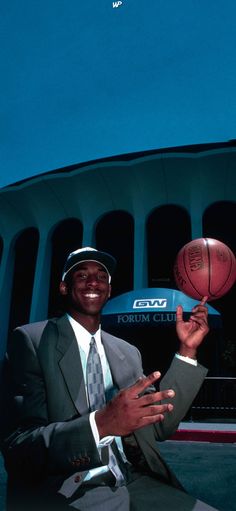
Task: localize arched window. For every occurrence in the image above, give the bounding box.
[147,205,192,288]
[96,211,134,297]
[203,201,236,252]
[48,218,83,317]
[0,236,3,265]
[8,228,39,332]
[203,201,236,349]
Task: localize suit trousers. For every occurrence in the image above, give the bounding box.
[64,472,219,511]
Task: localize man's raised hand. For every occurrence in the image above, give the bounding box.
[95,371,175,438]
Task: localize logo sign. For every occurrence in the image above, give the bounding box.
[112,1,123,7]
[133,299,167,309]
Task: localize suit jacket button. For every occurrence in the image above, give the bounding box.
[74,475,81,483]
[72,459,81,467]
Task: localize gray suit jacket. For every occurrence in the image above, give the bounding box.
[1,315,207,509]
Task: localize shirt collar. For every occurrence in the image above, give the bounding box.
[66,313,102,353]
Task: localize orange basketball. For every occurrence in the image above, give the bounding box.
[174,238,236,301]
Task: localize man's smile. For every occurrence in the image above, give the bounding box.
[83,292,100,299]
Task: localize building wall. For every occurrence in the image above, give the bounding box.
[0,146,236,363]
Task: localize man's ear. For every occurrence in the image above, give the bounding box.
[59,281,68,296]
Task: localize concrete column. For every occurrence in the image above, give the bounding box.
[191,206,204,239]
[133,216,148,290]
[82,221,96,247]
[29,231,52,322]
[0,237,16,360]
[190,160,205,240]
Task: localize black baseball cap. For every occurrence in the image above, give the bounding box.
[62,247,117,282]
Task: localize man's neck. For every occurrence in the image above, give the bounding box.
[67,310,100,334]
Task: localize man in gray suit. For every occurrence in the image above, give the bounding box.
[1,247,218,510]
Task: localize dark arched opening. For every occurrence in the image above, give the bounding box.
[203,201,236,375]
[48,218,83,317]
[96,211,134,297]
[147,205,192,288]
[8,228,39,333]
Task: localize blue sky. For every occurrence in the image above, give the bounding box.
[1,1,236,187]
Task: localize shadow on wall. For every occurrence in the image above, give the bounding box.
[0,453,6,511]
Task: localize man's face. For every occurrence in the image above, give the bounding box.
[60,261,111,317]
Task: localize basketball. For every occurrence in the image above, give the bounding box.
[174,238,236,301]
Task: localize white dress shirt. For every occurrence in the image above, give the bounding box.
[66,314,126,485]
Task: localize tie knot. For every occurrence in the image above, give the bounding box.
[90,336,96,346]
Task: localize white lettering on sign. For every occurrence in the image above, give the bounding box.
[116,313,176,324]
[112,1,122,8]
[153,313,176,323]
[133,299,167,309]
[117,314,150,324]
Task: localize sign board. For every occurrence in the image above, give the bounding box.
[102,288,221,328]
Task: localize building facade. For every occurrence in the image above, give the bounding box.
[0,143,236,376]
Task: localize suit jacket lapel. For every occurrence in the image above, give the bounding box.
[101,331,134,390]
[50,321,135,414]
[53,315,89,415]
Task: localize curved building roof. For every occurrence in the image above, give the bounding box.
[1,1,236,187]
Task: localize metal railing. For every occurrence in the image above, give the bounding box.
[189,377,236,419]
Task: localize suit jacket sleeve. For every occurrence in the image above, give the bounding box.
[154,355,208,440]
[105,330,208,442]
[1,325,103,480]
[130,354,208,481]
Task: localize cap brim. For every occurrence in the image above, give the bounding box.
[62,250,116,281]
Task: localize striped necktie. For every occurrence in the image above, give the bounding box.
[86,336,125,486]
[86,336,106,411]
